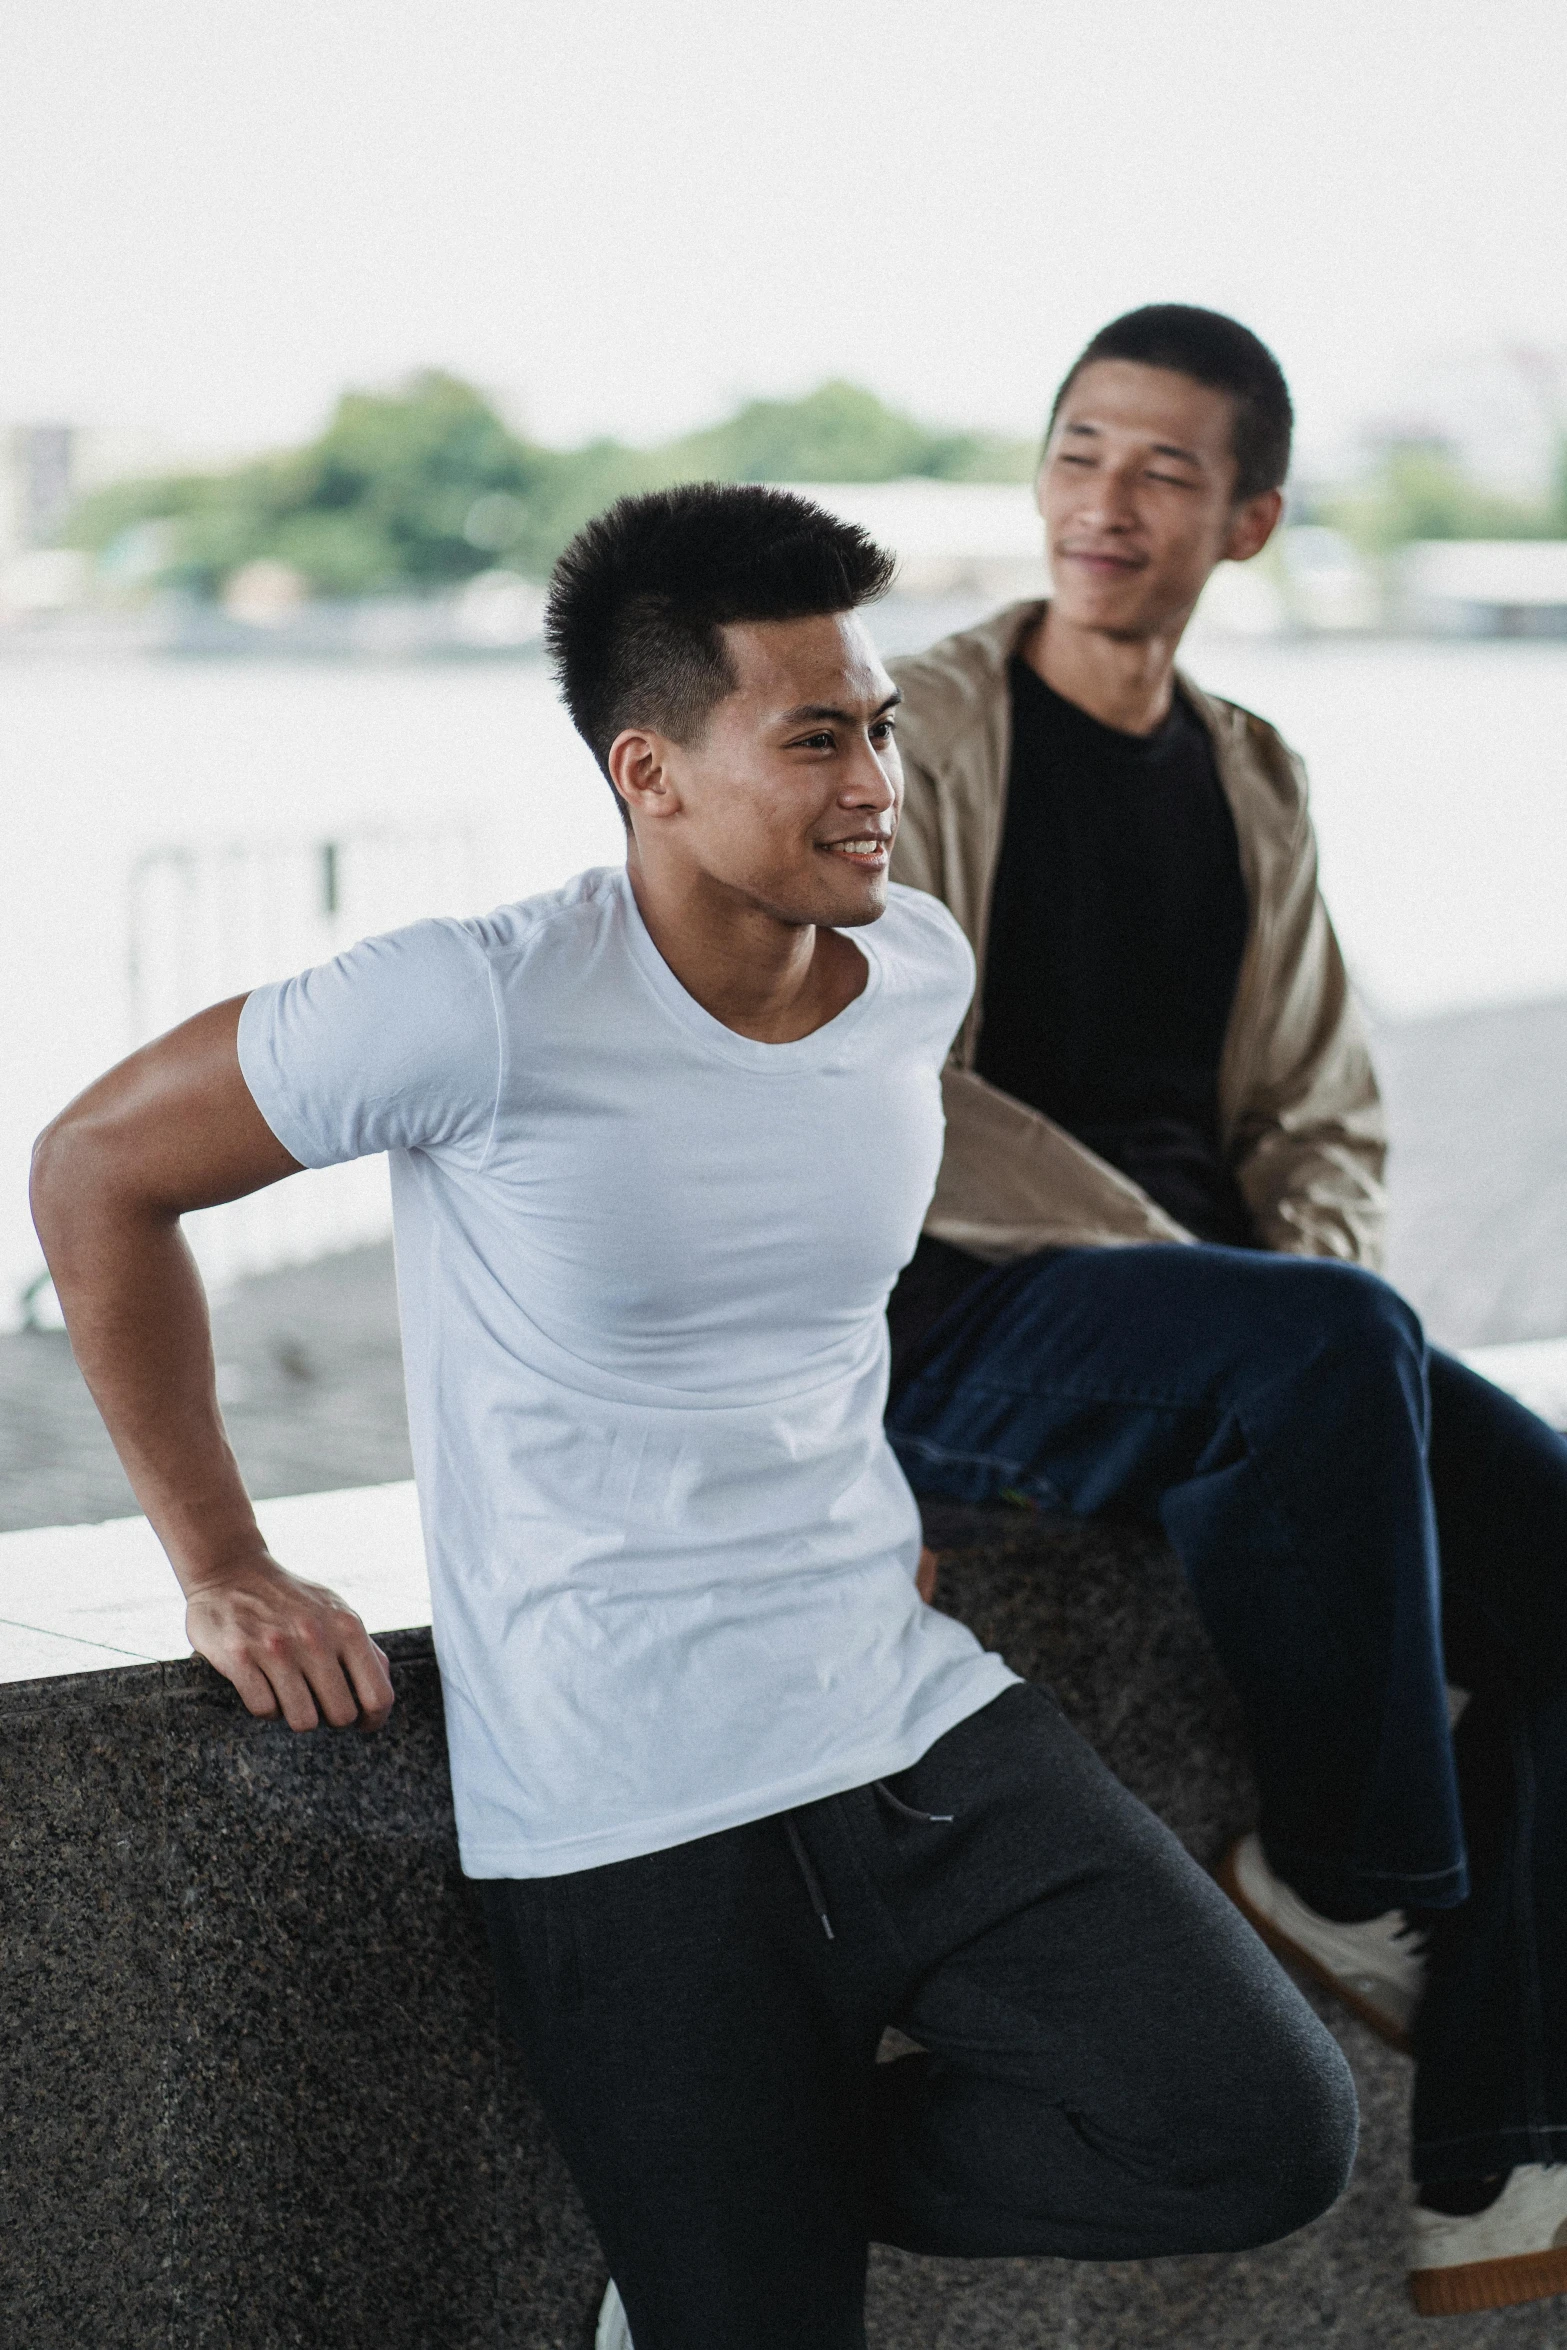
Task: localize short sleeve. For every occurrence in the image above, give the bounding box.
[881,884,976,1057]
[237,917,502,1169]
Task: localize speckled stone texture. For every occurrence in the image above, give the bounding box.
[6,1517,1560,2347]
[3,1631,599,2350]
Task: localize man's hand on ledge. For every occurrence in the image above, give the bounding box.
[185,1555,395,1734]
[189,1545,933,1727]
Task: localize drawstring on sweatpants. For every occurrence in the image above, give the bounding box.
[785,1781,956,1944]
[872,1780,954,1827]
[784,1815,835,1941]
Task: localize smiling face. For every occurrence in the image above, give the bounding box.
[1040,359,1281,641]
[609,609,902,930]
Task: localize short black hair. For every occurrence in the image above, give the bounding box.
[545,482,896,814]
[1047,305,1293,501]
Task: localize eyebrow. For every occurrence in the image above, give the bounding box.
[1062,419,1205,468]
[777,688,903,726]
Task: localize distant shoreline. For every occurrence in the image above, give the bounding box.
[8,602,1567,664]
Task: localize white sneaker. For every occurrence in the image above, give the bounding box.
[596,2278,633,2350]
[1409,2165,1567,2314]
[1217,1831,1425,2052]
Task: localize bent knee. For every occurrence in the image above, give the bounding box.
[1203,2018,1358,2250]
[1306,1258,1420,1348]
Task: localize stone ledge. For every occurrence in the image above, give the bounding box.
[5,1523,1556,2347]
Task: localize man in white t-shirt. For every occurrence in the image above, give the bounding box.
[33,484,1354,2349]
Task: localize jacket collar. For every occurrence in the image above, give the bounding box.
[893,596,1229,772]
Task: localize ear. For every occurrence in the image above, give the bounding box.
[1222,487,1284,565]
[607,728,683,827]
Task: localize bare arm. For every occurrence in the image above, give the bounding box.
[30,998,394,1732]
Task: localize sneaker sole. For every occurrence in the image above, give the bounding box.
[1214,1843,1414,2057]
[1409,2244,1567,2315]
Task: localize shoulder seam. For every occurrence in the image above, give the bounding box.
[475,955,507,1171]
[462,872,620,970]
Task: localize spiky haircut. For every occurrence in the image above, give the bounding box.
[545,482,896,820]
[1048,305,1293,502]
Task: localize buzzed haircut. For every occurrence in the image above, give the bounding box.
[1048,305,1293,501]
[545,483,896,818]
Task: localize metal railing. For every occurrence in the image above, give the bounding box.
[126,822,478,1295]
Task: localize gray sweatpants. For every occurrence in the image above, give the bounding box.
[480,1682,1356,2350]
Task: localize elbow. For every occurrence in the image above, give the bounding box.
[30,1105,119,1265]
[30,1111,82,1257]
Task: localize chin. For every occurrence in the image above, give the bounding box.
[747,859,889,931]
[829,896,887,930]
[776,881,886,932]
[1055,581,1147,634]
[822,870,890,929]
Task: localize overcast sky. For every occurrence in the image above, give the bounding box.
[4,0,1566,468]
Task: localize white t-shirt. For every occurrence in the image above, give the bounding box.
[237,866,1017,1876]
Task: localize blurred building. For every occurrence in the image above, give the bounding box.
[1399,541,1567,638]
[1,424,76,554]
[783,480,1044,603]
[1275,526,1379,633]
[1368,345,1566,507]
[1,423,175,616]
[1,419,241,554]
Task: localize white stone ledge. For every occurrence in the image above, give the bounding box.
[0,1479,429,1686]
[1460,1336,1567,1431]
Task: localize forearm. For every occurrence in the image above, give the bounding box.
[1230,809,1386,1267]
[36,1178,267,1593]
[1242,1142,1388,1267]
[929,1066,1195,1257]
[1232,1080,1387,1268]
[29,1004,394,1731]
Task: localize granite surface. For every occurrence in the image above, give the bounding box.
[8,1515,1562,2346]
[2,1629,606,2349]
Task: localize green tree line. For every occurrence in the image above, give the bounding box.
[68,373,1036,602]
[1320,438,1567,555]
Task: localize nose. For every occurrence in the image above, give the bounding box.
[1080,463,1139,532]
[841,731,899,812]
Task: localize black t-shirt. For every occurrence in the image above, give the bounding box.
[975,656,1255,1246]
[888,659,1254,1388]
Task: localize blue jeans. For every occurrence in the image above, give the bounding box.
[886,1243,1567,2182]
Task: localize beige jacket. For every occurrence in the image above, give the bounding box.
[888,601,1387,1266]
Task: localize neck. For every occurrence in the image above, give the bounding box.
[1027,604,1189,736]
[624,848,864,1043]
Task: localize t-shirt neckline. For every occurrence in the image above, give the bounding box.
[1009,653,1202,763]
[612,864,884,1071]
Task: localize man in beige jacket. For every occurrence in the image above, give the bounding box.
[884,305,1567,2316]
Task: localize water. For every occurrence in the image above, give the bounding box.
[1183,635,1567,1022]
[3,637,1565,1325]
[0,656,623,1321]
